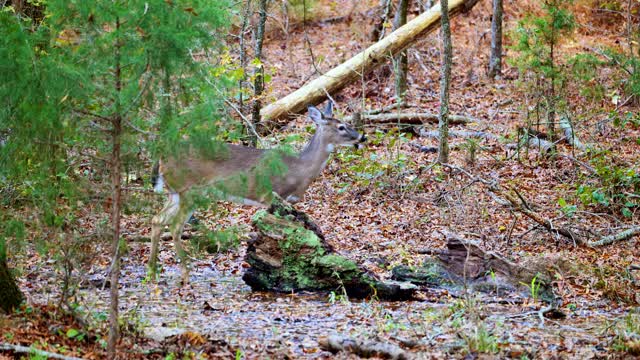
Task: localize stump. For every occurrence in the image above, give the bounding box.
[0,257,23,313]
[393,233,556,301]
[242,198,416,300]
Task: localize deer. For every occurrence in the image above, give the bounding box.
[149,102,366,284]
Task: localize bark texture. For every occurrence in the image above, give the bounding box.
[108,18,123,357]
[437,0,453,163]
[250,0,267,146]
[488,0,503,77]
[0,258,23,313]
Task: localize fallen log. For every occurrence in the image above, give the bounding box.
[260,0,480,123]
[419,129,498,140]
[587,226,640,247]
[345,112,475,125]
[242,196,416,300]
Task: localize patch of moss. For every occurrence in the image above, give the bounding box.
[251,210,366,291]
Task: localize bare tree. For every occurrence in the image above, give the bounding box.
[239,0,253,114]
[107,17,124,358]
[438,0,452,163]
[488,0,503,78]
[250,0,268,147]
[371,0,394,41]
[393,0,410,101]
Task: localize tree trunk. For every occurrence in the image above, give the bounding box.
[250,0,268,147]
[107,17,123,358]
[238,0,252,122]
[0,257,23,313]
[437,0,453,163]
[487,0,503,78]
[393,0,410,101]
[259,0,480,124]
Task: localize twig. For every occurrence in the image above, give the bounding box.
[224,98,264,147]
[442,164,580,244]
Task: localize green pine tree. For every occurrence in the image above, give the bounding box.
[1,0,237,355]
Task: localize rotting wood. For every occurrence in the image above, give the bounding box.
[242,195,417,300]
[319,335,410,360]
[394,234,556,300]
[0,343,84,360]
[345,112,475,125]
[260,0,480,124]
[438,233,553,287]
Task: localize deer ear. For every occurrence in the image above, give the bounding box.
[307,105,327,124]
[323,101,334,117]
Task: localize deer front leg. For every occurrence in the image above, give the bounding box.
[148,193,180,280]
[169,202,194,286]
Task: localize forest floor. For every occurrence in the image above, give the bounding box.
[3,0,640,359]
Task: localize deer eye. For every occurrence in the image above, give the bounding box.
[338,125,346,131]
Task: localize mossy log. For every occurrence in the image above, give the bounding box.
[242,198,416,300]
[0,258,23,313]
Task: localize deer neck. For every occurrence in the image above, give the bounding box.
[298,127,334,175]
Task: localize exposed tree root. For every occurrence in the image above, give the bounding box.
[319,335,410,360]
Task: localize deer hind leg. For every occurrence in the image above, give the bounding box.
[169,200,194,285]
[148,193,181,279]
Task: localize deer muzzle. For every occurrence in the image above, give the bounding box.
[354,134,367,149]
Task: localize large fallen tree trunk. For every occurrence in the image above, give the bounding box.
[260,0,480,124]
[345,112,475,125]
[242,197,416,300]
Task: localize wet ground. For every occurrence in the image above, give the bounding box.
[32,244,628,359]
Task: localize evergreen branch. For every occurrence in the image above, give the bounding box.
[124,119,154,136]
[75,109,111,123]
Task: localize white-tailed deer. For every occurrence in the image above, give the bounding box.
[149,102,366,283]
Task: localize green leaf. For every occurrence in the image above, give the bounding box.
[66,328,80,338]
